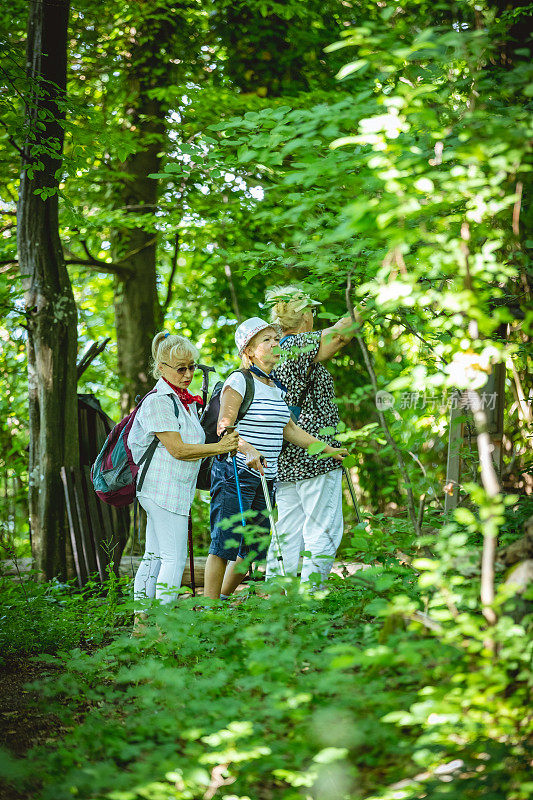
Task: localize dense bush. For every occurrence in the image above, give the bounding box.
[0,572,132,663]
[0,0,531,797]
[0,520,530,799]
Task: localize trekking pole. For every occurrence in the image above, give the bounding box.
[232,458,246,528]
[226,425,246,528]
[187,513,196,596]
[342,466,363,524]
[259,466,286,577]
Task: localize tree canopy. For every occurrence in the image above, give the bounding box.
[0,1,531,796]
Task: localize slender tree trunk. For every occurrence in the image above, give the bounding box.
[17,0,78,579]
[112,7,178,414]
[469,389,501,630]
[113,135,163,413]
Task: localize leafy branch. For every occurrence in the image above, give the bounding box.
[346,272,421,537]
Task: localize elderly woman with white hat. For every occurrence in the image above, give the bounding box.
[203,317,348,599]
[264,286,357,585]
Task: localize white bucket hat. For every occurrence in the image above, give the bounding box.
[235,317,273,355]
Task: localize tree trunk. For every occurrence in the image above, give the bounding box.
[113,141,162,413]
[17,0,78,579]
[469,389,501,630]
[112,10,177,414]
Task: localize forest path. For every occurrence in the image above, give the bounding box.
[2,557,369,586]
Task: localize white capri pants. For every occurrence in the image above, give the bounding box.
[133,496,189,608]
[266,469,343,584]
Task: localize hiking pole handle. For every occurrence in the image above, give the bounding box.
[197,363,215,390]
[224,424,239,458]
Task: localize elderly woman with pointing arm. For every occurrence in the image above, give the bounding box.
[203,317,348,600]
[264,286,357,585]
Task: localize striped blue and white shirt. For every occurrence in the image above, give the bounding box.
[223,372,291,479]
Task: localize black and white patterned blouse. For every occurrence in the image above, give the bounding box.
[273,331,342,482]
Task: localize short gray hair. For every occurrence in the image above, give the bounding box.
[151,331,200,378]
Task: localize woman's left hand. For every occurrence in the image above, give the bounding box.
[323,446,349,462]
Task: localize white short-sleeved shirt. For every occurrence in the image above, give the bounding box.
[129,377,205,514]
[223,373,291,479]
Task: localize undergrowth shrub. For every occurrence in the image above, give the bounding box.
[0,544,529,800]
[0,570,133,662]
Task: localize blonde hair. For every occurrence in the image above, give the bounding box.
[265,285,314,331]
[151,332,200,379]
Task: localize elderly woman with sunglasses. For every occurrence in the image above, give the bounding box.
[129,331,238,608]
[264,286,357,585]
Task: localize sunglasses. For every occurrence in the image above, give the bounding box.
[161,362,198,375]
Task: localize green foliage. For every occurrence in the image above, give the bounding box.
[1,4,532,797]
[202,12,531,350]
[0,555,530,800]
[2,0,530,538]
[185,0,532,518]
[0,572,132,663]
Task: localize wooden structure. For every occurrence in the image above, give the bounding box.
[61,394,130,587]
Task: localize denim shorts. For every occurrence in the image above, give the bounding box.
[209,458,275,562]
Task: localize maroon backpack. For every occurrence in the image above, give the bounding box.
[90,390,161,507]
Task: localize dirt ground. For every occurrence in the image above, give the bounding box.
[0,659,62,756]
[0,646,103,800]
[0,658,62,799]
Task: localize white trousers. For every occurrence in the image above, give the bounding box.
[266,469,343,584]
[133,496,188,608]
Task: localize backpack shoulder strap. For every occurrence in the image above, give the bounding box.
[279,334,295,346]
[236,369,255,421]
[296,362,318,410]
[169,394,182,419]
[278,333,317,406]
[136,438,158,492]
[136,392,182,493]
[136,388,157,407]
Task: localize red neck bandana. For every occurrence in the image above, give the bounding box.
[163,378,204,408]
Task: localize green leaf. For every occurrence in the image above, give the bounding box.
[375,574,396,591]
[336,60,368,80]
[237,145,254,163]
[319,426,336,436]
[365,598,388,616]
[454,508,476,525]
[308,442,327,455]
[313,747,349,764]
